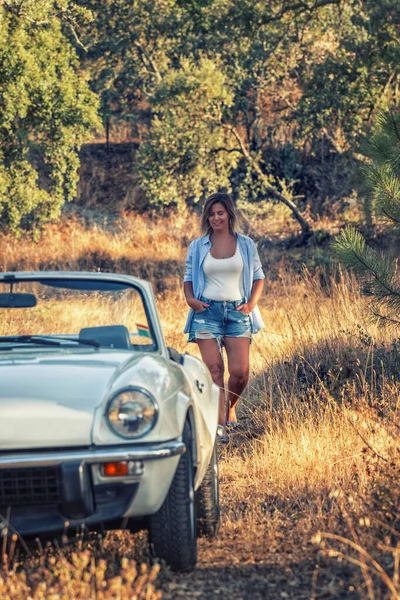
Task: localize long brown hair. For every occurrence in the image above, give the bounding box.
[200,193,238,236]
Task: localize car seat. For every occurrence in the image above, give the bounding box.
[79,325,131,350]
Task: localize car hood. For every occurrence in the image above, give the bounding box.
[0,350,149,450]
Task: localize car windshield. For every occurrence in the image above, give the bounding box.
[0,277,156,351]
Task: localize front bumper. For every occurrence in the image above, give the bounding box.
[0,441,185,536]
[0,441,185,468]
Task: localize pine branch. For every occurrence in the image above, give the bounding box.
[333,227,400,315]
[366,165,400,223]
[336,111,400,327]
[369,308,400,328]
[363,110,400,174]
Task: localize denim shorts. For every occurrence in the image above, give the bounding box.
[188,296,252,343]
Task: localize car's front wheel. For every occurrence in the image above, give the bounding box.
[148,420,197,571]
[195,442,220,538]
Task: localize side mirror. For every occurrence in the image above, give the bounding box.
[0,293,37,308]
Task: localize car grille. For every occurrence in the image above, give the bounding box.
[0,467,61,509]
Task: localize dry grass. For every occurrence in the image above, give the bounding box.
[0,531,162,600]
[0,288,149,340]
[0,210,198,292]
[216,268,400,598]
[1,212,399,598]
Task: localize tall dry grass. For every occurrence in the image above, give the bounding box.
[158,242,400,596]
[0,531,162,600]
[217,268,399,598]
[1,212,399,597]
[0,211,198,269]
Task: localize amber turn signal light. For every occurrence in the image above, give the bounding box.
[102,461,129,476]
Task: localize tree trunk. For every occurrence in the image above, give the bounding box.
[229,126,312,238]
[253,161,311,237]
[106,116,110,154]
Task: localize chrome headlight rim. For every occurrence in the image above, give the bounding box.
[105,385,159,440]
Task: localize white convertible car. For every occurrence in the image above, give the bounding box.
[0,271,220,571]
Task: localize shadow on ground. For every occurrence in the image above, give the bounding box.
[161,531,358,600]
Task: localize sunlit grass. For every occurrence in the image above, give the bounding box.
[0,291,149,339]
[0,211,199,274]
[1,213,399,597]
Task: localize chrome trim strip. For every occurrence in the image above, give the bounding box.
[0,441,186,469]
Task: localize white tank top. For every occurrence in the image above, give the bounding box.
[202,246,244,301]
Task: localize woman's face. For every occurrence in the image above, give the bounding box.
[208,202,230,233]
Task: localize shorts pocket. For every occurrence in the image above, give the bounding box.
[231,309,250,323]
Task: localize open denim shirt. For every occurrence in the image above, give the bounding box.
[183,233,265,335]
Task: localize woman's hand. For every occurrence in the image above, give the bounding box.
[184,282,210,312]
[188,298,210,312]
[236,301,255,315]
[236,280,264,315]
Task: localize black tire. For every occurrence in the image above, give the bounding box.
[195,442,220,538]
[148,421,197,571]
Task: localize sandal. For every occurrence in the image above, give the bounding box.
[226,421,239,433]
[217,424,229,444]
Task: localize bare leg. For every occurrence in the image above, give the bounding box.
[196,338,225,426]
[223,337,250,423]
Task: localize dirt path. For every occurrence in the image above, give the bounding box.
[163,534,312,599]
[161,506,356,599]
[161,529,357,599]
[159,429,365,600]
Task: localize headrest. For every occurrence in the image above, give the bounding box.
[79,325,131,350]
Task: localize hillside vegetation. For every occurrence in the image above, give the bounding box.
[1,214,399,599]
[1,0,399,235]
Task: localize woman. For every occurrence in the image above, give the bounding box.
[183,193,265,441]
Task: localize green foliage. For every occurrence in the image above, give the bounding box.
[74,1,332,219]
[0,1,100,236]
[78,0,185,130]
[78,0,399,223]
[333,110,400,326]
[361,111,400,223]
[136,58,239,206]
[296,0,400,146]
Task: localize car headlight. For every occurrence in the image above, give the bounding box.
[106,387,158,439]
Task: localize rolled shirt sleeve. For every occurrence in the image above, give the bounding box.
[252,241,265,280]
[183,241,194,283]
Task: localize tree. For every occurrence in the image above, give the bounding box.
[333,110,400,326]
[0,0,100,235]
[78,0,400,233]
[136,57,239,208]
[79,0,355,236]
[296,0,400,150]
[77,0,186,141]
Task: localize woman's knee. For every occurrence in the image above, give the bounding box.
[229,366,249,385]
[207,362,224,384]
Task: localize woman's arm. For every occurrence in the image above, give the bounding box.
[183,239,209,312]
[236,279,264,315]
[252,241,265,280]
[183,240,210,312]
[184,281,210,312]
